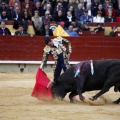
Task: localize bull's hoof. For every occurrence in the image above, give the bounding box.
[89,96,95,101]
[80,96,85,102]
[113,98,120,104]
[70,98,78,103]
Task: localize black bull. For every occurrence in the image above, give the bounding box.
[51,59,120,104]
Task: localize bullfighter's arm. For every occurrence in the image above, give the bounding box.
[40,46,50,69]
[57,36,72,54]
[62,37,72,54]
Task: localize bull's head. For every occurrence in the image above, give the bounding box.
[51,82,67,100]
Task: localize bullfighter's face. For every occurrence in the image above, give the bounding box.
[52,83,66,100]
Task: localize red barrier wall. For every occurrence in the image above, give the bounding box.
[0,36,120,61]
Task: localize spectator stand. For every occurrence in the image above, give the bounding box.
[4,21,35,35]
[2,21,120,36]
[104,22,120,36]
[78,22,120,36]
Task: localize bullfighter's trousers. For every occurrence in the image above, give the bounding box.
[53,53,67,82]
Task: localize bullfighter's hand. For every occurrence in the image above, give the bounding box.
[47,81,54,89]
[40,63,44,71]
[67,53,70,60]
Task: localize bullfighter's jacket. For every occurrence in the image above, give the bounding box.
[40,36,72,73]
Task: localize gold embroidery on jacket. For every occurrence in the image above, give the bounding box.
[41,37,72,72]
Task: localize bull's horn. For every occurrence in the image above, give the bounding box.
[47,81,54,89]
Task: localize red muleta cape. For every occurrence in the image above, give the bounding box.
[31,68,53,100]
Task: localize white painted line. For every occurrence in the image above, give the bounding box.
[0,61,79,64]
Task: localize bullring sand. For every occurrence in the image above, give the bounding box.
[0,72,120,120]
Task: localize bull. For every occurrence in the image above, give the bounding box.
[51,59,120,104]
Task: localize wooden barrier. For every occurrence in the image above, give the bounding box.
[0,35,120,61]
[78,31,104,36]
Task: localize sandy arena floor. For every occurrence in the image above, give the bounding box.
[0,72,120,120]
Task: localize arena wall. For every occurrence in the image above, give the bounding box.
[0,35,120,72]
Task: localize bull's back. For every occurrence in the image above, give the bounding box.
[83,59,120,92]
[94,59,120,77]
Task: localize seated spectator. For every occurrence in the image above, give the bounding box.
[112,0,119,10]
[116,6,120,22]
[41,23,53,36]
[103,0,112,10]
[23,3,32,16]
[99,0,104,4]
[81,22,91,31]
[71,21,80,32]
[0,1,10,14]
[91,0,100,17]
[42,3,53,16]
[66,24,79,36]
[105,4,116,17]
[94,23,104,33]
[74,3,84,21]
[105,11,116,22]
[41,0,51,11]
[32,10,43,35]
[59,21,67,30]
[13,6,22,21]
[22,8,31,21]
[116,4,120,16]
[1,10,9,21]
[9,0,21,9]
[93,11,105,23]
[80,9,93,23]
[54,10,66,22]
[86,3,92,16]
[55,0,68,12]
[68,5,75,17]
[11,2,19,13]
[79,0,86,10]
[22,0,34,10]
[67,0,78,11]
[42,10,53,24]
[109,25,118,37]
[53,1,66,16]
[14,25,30,36]
[0,21,11,35]
[96,3,105,17]
[65,11,75,22]
[32,1,43,16]
[85,0,92,4]
[12,6,23,29]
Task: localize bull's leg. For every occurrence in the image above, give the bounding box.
[90,78,120,101]
[114,84,120,92]
[76,74,86,102]
[89,87,110,101]
[113,98,120,104]
[113,86,120,104]
[69,91,77,103]
[118,85,120,92]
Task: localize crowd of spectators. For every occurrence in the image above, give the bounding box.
[0,0,120,36]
